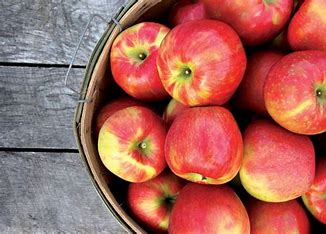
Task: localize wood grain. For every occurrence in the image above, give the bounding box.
[0,151,126,233]
[0,65,86,149]
[0,0,126,65]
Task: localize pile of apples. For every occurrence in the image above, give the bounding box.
[95,0,326,233]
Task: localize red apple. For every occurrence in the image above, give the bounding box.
[127,171,186,232]
[165,106,243,184]
[264,50,326,135]
[110,22,170,101]
[169,0,209,26]
[201,0,294,45]
[240,120,315,202]
[248,198,310,234]
[95,97,144,136]
[235,50,283,116]
[288,0,326,51]
[168,183,250,234]
[162,99,189,127]
[157,19,246,106]
[98,106,167,182]
[302,156,326,224]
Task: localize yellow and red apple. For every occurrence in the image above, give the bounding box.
[127,171,186,232]
[302,156,326,224]
[110,22,170,101]
[248,198,310,234]
[98,106,167,183]
[240,120,315,202]
[201,0,294,45]
[264,50,326,135]
[169,0,209,26]
[165,106,243,184]
[288,0,326,51]
[157,19,246,106]
[168,183,250,234]
[95,97,144,136]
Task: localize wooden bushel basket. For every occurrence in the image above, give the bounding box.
[73,0,176,233]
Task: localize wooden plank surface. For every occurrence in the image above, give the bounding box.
[0,0,126,65]
[0,65,84,149]
[0,151,126,233]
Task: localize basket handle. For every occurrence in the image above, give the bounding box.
[64,14,123,103]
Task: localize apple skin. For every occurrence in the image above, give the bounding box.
[157,19,246,107]
[288,0,326,51]
[165,106,243,184]
[248,198,310,234]
[264,50,326,135]
[302,156,326,224]
[162,99,189,127]
[240,120,315,202]
[127,171,186,232]
[168,183,250,234]
[110,22,170,101]
[201,0,294,46]
[95,97,145,136]
[98,106,167,183]
[235,50,283,116]
[169,0,209,26]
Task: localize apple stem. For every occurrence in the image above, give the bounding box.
[184,68,191,76]
[138,53,147,61]
[139,142,147,149]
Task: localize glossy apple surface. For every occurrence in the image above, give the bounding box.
[165,106,243,184]
[157,19,246,106]
[110,22,170,101]
[235,50,283,116]
[264,50,326,135]
[201,0,293,45]
[168,183,250,234]
[302,156,326,224]
[248,198,310,234]
[127,171,186,232]
[95,97,144,136]
[98,106,167,182]
[240,120,315,202]
[288,0,326,51]
[169,0,209,26]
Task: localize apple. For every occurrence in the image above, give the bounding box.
[95,97,144,136]
[168,183,250,234]
[264,50,326,135]
[288,0,326,51]
[302,156,326,224]
[110,22,170,101]
[248,198,310,234]
[201,0,294,45]
[98,106,167,183]
[127,171,186,232]
[240,120,315,202]
[162,99,189,127]
[235,50,283,116]
[169,0,209,26]
[165,106,243,184]
[157,19,246,106]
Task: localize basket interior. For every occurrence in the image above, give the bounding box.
[78,0,176,232]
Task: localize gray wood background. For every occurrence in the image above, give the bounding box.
[0,0,129,233]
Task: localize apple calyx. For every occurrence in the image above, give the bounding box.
[178,66,193,81]
[138,52,147,61]
[315,85,326,105]
[161,194,177,210]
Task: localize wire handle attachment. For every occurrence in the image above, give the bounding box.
[64,13,123,103]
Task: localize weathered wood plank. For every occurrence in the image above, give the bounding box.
[0,0,125,65]
[0,65,84,149]
[0,151,126,233]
